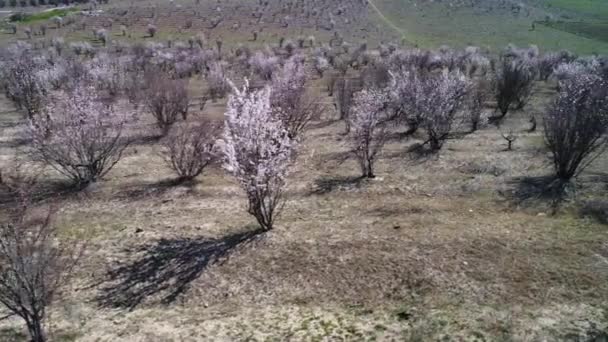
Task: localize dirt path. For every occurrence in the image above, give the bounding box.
[366,0,413,44]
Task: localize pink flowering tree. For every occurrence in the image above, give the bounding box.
[222,80,296,231]
[28,86,129,188]
[349,88,389,178]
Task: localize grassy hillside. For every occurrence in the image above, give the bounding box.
[370,0,608,54]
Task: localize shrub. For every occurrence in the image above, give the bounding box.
[161,120,220,181]
[28,86,129,187]
[144,75,190,136]
[223,80,296,231]
[543,73,608,181]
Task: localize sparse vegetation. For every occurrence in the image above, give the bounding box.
[0,0,606,340]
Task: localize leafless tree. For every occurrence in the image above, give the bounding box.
[491,57,535,124]
[501,130,517,151]
[334,75,362,133]
[161,120,221,182]
[543,74,608,181]
[466,78,491,132]
[145,76,190,136]
[0,190,83,342]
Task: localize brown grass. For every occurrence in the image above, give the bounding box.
[0,50,607,342]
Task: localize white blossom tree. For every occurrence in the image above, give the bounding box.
[349,88,389,178]
[223,80,296,231]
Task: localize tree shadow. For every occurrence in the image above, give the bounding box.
[309,175,364,195]
[95,228,266,310]
[0,137,29,149]
[504,175,571,208]
[114,178,197,201]
[0,179,82,210]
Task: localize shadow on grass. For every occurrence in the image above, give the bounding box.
[309,175,364,195]
[504,175,572,208]
[0,137,29,149]
[114,177,197,201]
[96,228,266,310]
[0,327,27,342]
[0,179,83,210]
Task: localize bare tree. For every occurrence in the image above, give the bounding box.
[543,74,608,181]
[223,80,296,231]
[501,130,517,151]
[161,120,220,182]
[0,191,83,342]
[466,78,491,132]
[349,88,389,178]
[145,76,190,136]
[206,61,229,102]
[28,86,129,187]
[491,57,535,124]
[334,75,362,133]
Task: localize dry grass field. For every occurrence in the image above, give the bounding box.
[0,1,607,341]
[0,77,607,340]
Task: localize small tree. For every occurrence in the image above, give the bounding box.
[466,78,490,132]
[492,57,535,124]
[145,76,190,136]
[28,86,129,187]
[0,191,83,342]
[543,74,608,181]
[334,75,362,133]
[270,56,323,139]
[420,71,469,150]
[206,62,229,102]
[223,80,296,231]
[3,54,48,119]
[349,88,389,178]
[147,24,157,38]
[161,120,220,182]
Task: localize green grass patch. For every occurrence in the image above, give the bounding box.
[543,0,608,19]
[9,8,77,24]
[540,20,608,43]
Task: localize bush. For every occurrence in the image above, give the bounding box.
[543,73,608,181]
[28,86,129,187]
[161,120,221,181]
